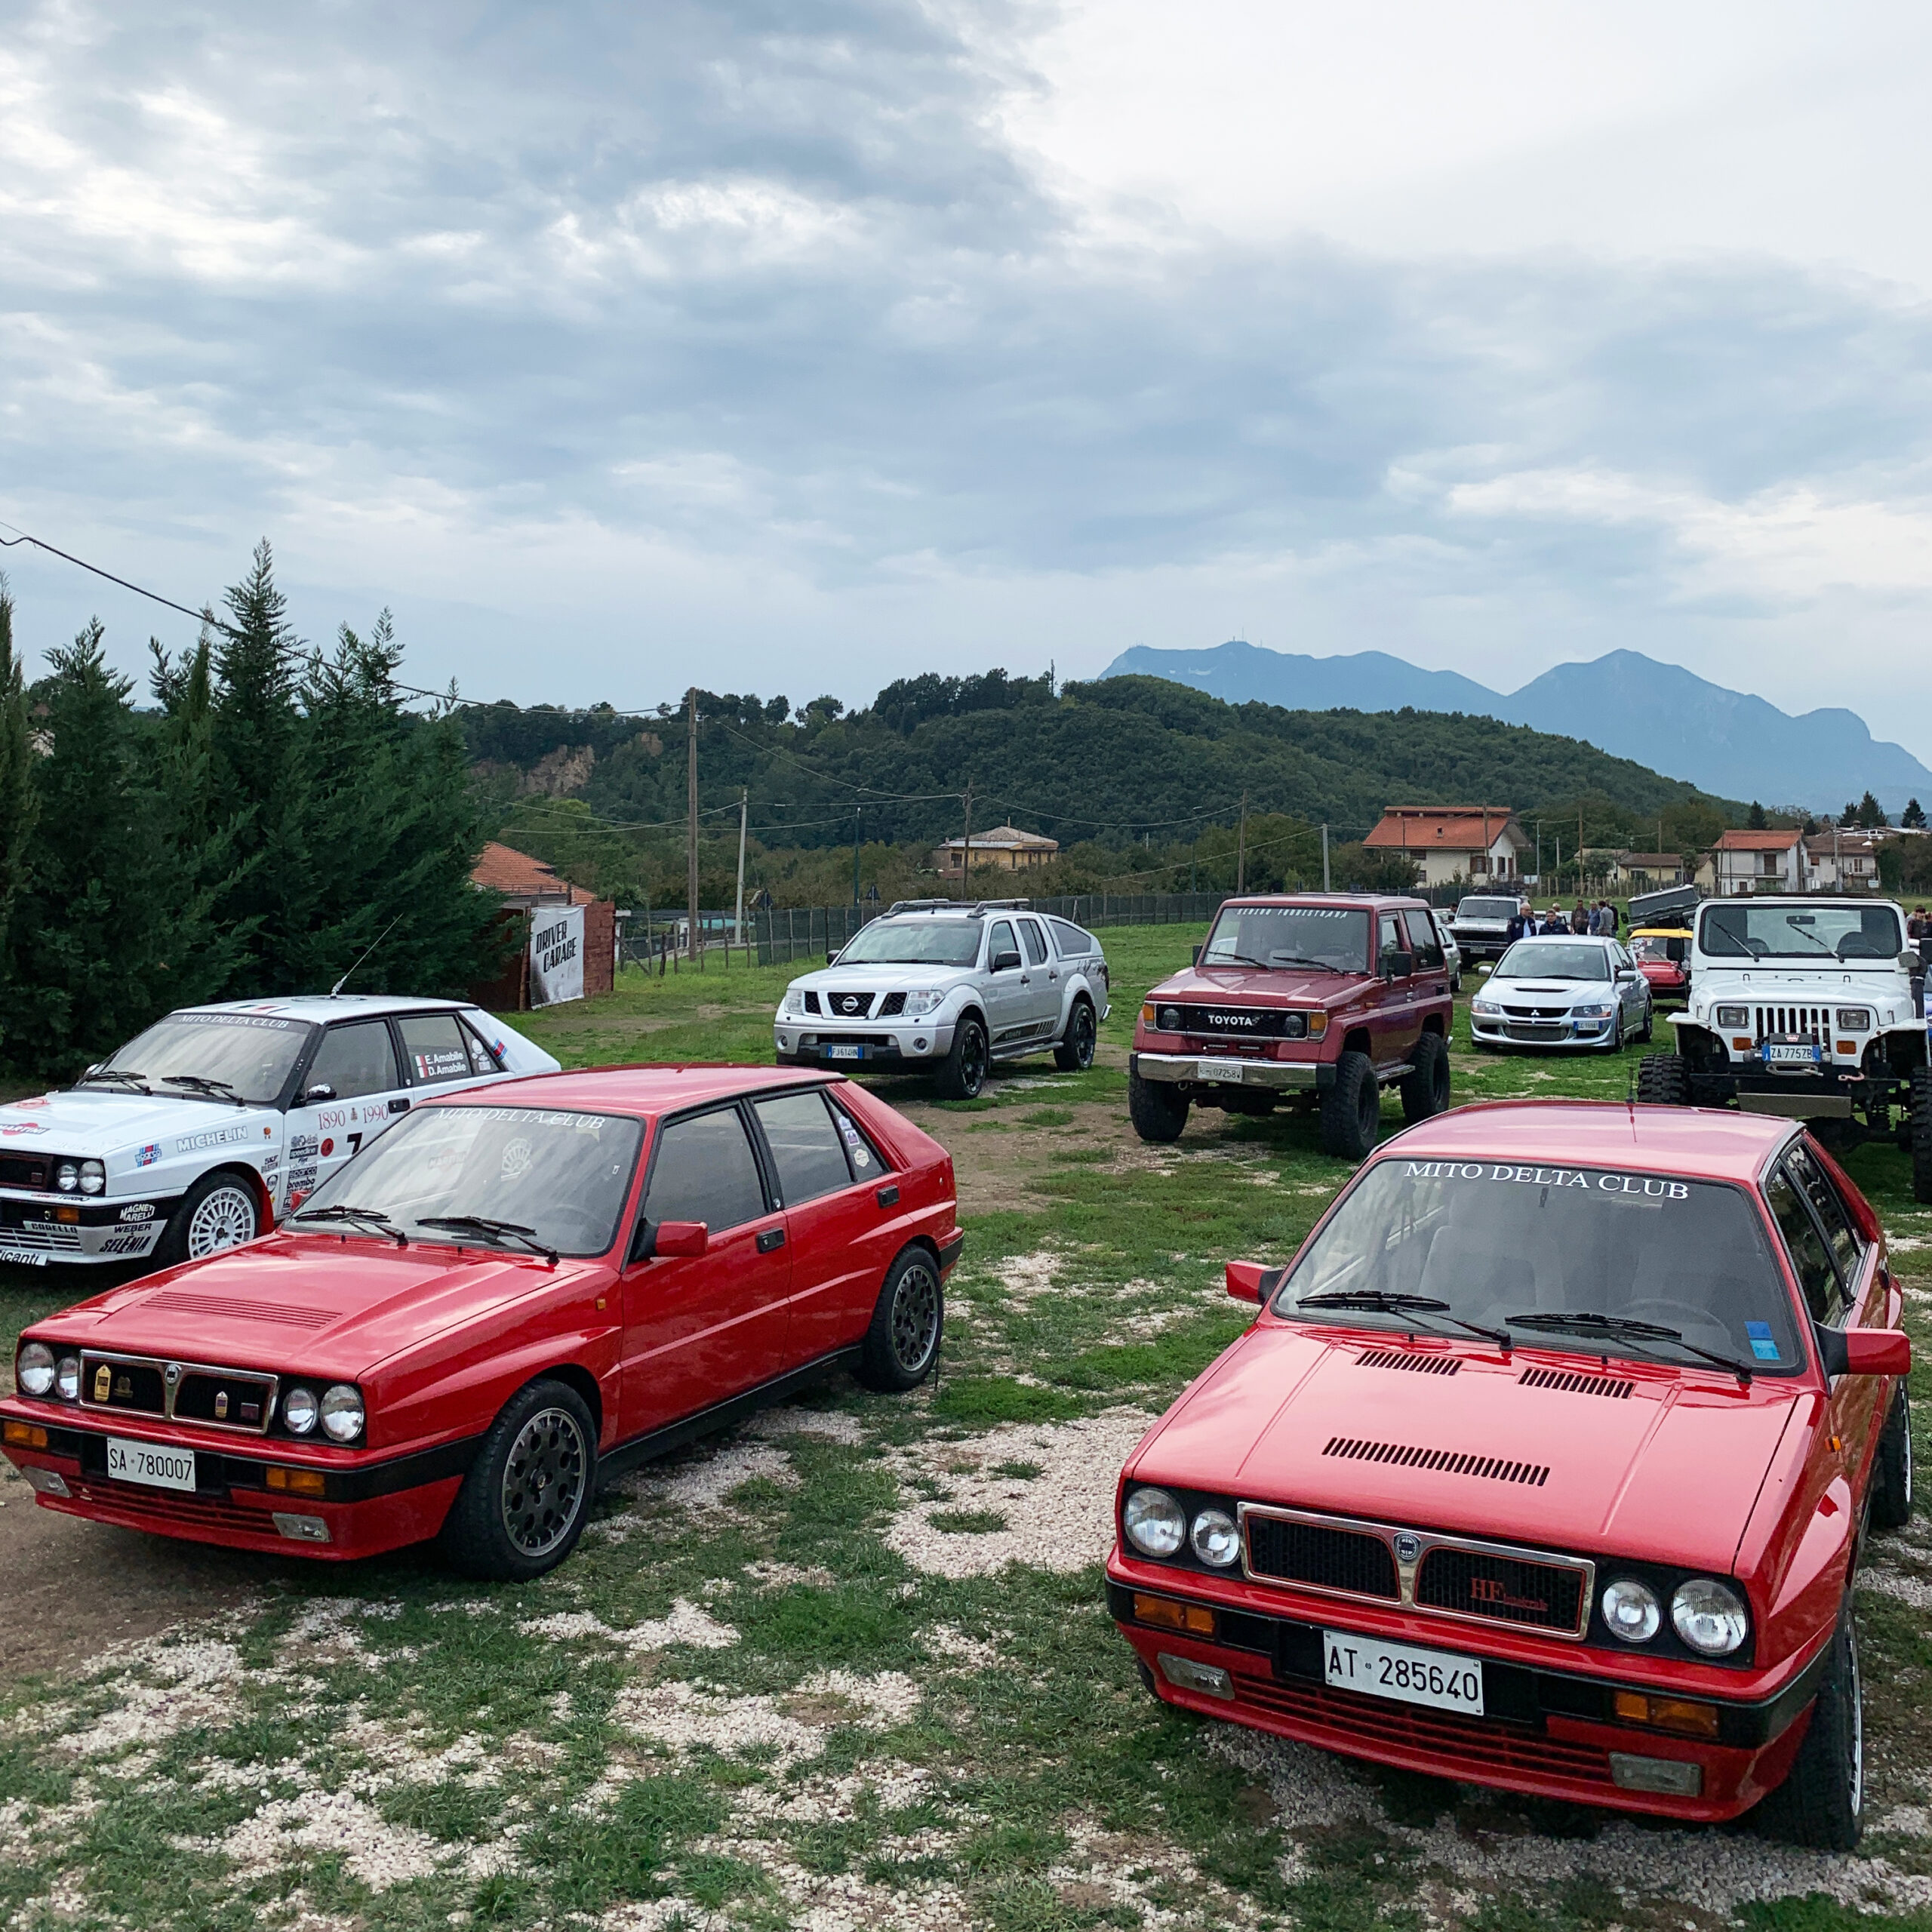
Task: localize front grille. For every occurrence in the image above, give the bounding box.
[824,992,875,1020]
[0,1223,84,1252]
[802,991,821,1014]
[1518,1367,1634,1399]
[1174,1004,1295,1038]
[1323,1436,1550,1487]
[80,1355,168,1416]
[1415,1548,1588,1635]
[1755,1006,1827,1043]
[75,1350,280,1434]
[1356,1349,1460,1377]
[73,1483,273,1537]
[1245,1515,1399,1599]
[1503,1004,1569,1020]
[0,1155,50,1189]
[879,992,906,1017]
[174,1369,277,1429]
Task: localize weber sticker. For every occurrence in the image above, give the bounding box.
[1402,1161,1690,1199]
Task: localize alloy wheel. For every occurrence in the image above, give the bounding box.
[889,1260,941,1374]
[961,1025,988,1095]
[186,1184,257,1259]
[499,1407,589,1558]
[1847,1616,1865,1820]
[1070,1004,1096,1066]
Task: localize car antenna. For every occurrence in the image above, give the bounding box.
[331,913,404,998]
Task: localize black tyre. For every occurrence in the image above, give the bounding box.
[1912,1067,1932,1206]
[1638,999,1654,1044]
[1400,1032,1451,1124]
[1054,998,1097,1072]
[1600,1007,1625,1055]
[1760,1608,1863,1850]
[1872,1384,1914,1531]
[1128,1067,1189,1143]
[1635,1053,1690,1106]
[156,1168,262,1267]
[937,1013,990,1100]
[856,1244,944,1391]
[440,1378,596,1583]
[1319,1050,1380,1160]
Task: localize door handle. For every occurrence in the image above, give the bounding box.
[756,1227,786,1253]
[389,1097,410,1113]
[876,1185,900,1208]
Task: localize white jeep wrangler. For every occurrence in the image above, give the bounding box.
[1636,896,1932,1192]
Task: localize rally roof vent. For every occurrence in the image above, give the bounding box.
[140,1291,340,1331]
[1322,1436,1550,1487]
[1355,1349,1460,1377]
[1518,1366,1635,1400]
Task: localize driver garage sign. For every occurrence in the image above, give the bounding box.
[530,905,586,1008]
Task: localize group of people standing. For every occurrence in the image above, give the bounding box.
[1506,898,1620,941]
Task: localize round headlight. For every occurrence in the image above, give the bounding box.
[1123,1485,1186,1558]
[55,1356,79,1401]
[319,1385,365,1443]
[1190,1508,1241,1567]
[78,1160,105,1195]
[54,1161,78,1192]
[1600,1577,1661,1644]
[282,1386,318,1435]
[1672,1578,1749,1656]
[1158,1006,1182,1032]
[17,1342,54,1397]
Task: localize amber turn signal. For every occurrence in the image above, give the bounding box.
[266,1466,327,1497]
[1133,1592,1215,1638]
[1140,1002,1158,1027]
[2,1420,48,1449]
[1612,1690,1719,1739]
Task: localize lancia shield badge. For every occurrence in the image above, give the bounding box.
[164,1363,182,1387]
[1393,1531,1422,1564]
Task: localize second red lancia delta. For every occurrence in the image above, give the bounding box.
[3,1066,961,1580]
[1108,1102,1910,1848]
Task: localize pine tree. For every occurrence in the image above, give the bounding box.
[1857,790,1887,829]
[1747,800,1767,829]
[1903,798,1926,829]
[0,577,37,988]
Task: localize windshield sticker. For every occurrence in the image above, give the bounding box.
[500,1137,534,1180]
[1402,1160,1689,1198]
[171,1012,303,1030]
[413,1049,469,1080]
[1745,1321,1782,1361]
[454,1106,603,1129]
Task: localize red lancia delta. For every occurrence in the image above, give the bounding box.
[3,1066,960,1581]
[1107,1102,1910,1848]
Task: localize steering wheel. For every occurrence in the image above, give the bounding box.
[1617,1297,1734,1338]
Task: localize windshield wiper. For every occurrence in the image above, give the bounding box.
[162,1074,248,1107]
[416,1214,559,1265]
[77,1067,150,1093]
[1266,955,1344,971]
[1504,1309,1753,1383]
[291,1203,408,1247]
[1295,1291,1514,1349]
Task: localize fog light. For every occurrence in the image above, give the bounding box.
[266,1466,327,1497]
[1609,1752,1702,1797]
[272,1512,331,1543]
[913,1038,928,1052]
[3,1420,48,1448]
[1613,1690,1719,1739]
[54,1205,79,1224]
[78,1160,105,1195]
[23,1466,69,1497]
[777,1035,791,1052]
[1158,1654,1234,1700]
[1134,1592,1214,1636]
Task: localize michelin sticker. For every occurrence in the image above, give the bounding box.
[175,1124,255,1155]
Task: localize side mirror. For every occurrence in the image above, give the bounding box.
[1192,945,1204,966]
[1226,1260,1288,1304]
[300,1084,336,1106]
[1382,949,1414,980]
[992,949,1022,973]
[1901,952,1921,974]
[1814,1325,1911,1377]
[637,1219,709,1260]
[826,949,841,967]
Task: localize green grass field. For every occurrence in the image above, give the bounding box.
[2,928,1930,1932]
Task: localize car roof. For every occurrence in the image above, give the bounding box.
[426,1063,841,1118]
[1220,894,1423,909]
[174,995,475,1023]
[1506,932,1614,945]
[1379,1100,1793,1184]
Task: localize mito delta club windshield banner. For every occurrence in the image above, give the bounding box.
[530,905,586,1008]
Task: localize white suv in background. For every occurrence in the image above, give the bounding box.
[774,901,1111,1100]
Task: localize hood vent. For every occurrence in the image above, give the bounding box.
[1323,1435,1550,1487]
[1355,1349,1460,1377]
[1518,1366,1635,1400]
[141,1290,339,1331]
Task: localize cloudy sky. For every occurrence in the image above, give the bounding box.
[5,2,1932,746]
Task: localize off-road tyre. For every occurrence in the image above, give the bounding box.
[1872,1385,1914,1531]
[856,1244,944,1392]
[937,1013,990,1100]
[156,1168,263,1267]
[1911,1067,1932,1205]
[1400,1032,1451,1124]
[1128,1067,1189,1143]
[1636,1053,1690,1107]
[1054,998,1097,1072]
[440,1378,596,1583]
[1760,1607,1863,1850]
[1319,1050,1381,1160]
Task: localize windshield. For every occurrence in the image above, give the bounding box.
[1275,1157,1804,1374]
[835,920,982,967]
[1700,903,1902,962]
[1630,934,1685,964]
[85,1011,315,1106]
[1201,904,1369,971]
[296,1105,644,1256]
[1494,942,1609,981]
[1457,899,1516,921]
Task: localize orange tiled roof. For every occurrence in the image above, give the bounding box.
[1364,807,1518,851]
[471,841,595,903]
[1712,829,1802,852]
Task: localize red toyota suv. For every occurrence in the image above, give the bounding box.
[1129,894,1456,1157]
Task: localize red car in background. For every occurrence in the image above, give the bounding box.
[1629,928,1692,1001]
[4,1067,960,1580]
[1108,1102,1909,1848]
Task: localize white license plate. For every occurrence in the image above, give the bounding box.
[1323,1630,1484,1715]
[1198,1058,1250,1082]
[823,1044,866,1060]
[1764,1042,1820,1064]
[106,1438,196,1493]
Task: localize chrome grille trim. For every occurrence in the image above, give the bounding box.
[76,1348,281,1435]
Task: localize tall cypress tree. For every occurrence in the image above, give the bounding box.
[0,577,37,992]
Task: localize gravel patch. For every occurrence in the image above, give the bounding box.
[519,1598,739,1652]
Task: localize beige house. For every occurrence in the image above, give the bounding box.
[1362,806,1529,888]
[1615,852,1688,890]
[937,824,1059,878]
[1804,830,1884,893]
[1706,829,1808,897]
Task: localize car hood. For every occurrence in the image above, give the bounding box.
[1146,965,1373,1005]
[1693,964,1910,992]
[788,962,980,995]
[1481,976,1611,1006]
[1131,1324,1801,1573]
[0,1090,277,1161]
[25,1232,597,1378]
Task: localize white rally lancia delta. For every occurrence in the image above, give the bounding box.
[0,996,558,1269]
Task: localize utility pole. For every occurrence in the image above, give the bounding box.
[1321,823,1331,892]
[686,688,700,962]
[1237,792,1248,894]
[852,803,863,906]
[733,789,748,953]
[958,785,974,901]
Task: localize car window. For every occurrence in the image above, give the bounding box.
[645,1107,769,1234]
[1765,1168,1842,1324]
[395,1014,476,1087]
[1402,909,1444,970]
[1786,1143,1862,1284]
[1049,918,1096,958]
[1018,918,1049,966]
[754,1091,855,1207]
[459,1019,503,1075]
[988,920,1017,964]
[827,1096,890,1181]
[96,1010,314,1107]
[1378,913,1404,964]
[306,1020,400,1101]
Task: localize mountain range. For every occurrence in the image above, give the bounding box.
[1099,642,1932,816]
